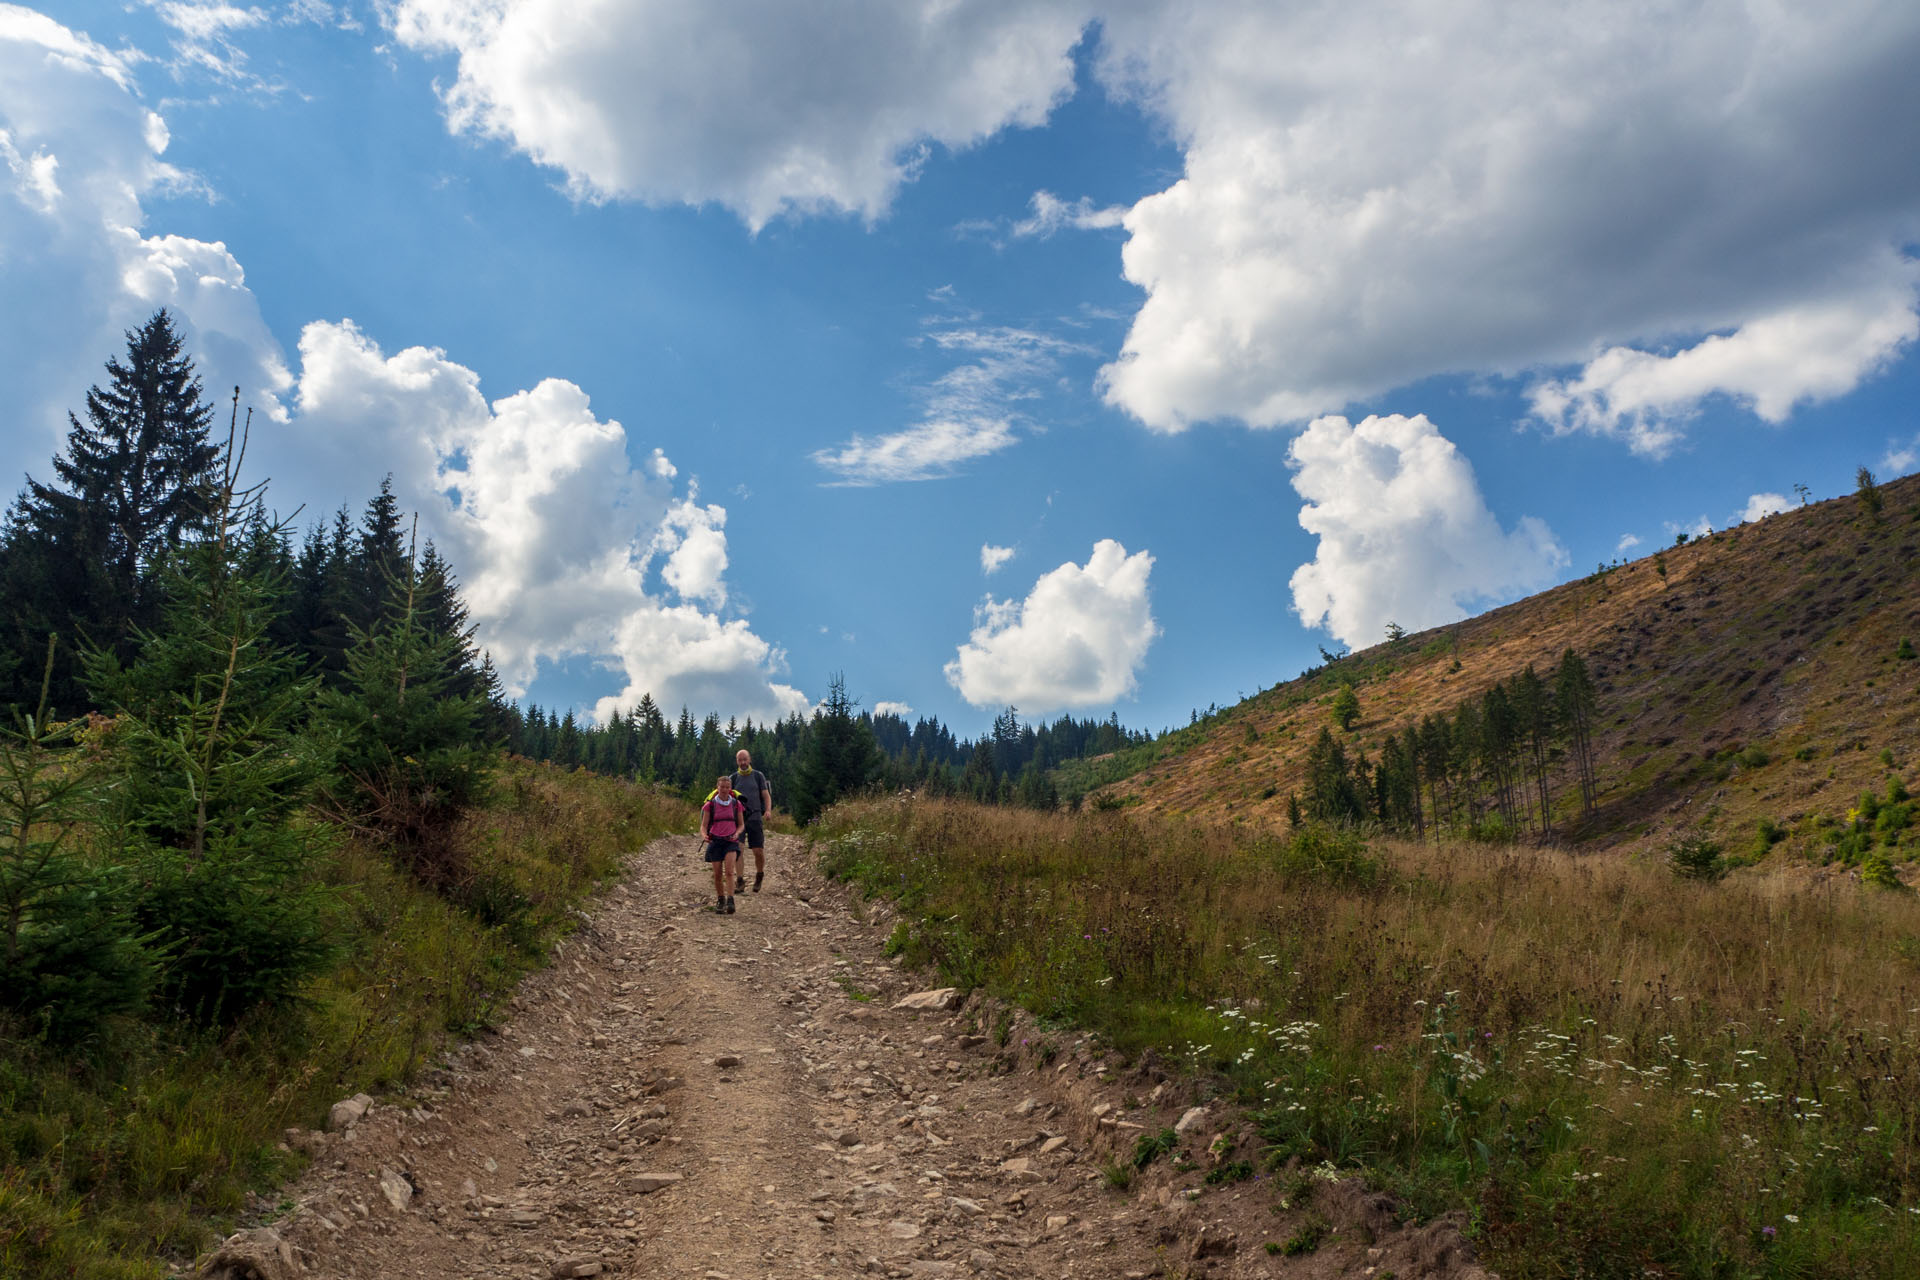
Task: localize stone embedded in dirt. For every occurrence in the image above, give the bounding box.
[629,1171,684,1194]
[549,1256,605,1279]
[196,1226,299,1280]
[907,1262,959,1278]
[968,1250,996,1273]
[377,1168,413,1213]
[886,1219,923,1239]
[1014,1097,1038,1116]
[834,1129,862,1147]
[1174,1106,1209,1134]
[283,1127,328,1156]
[815,1209,837,1223]
[947,1196,984,1217]
[326,1094,373,1133]
[891,988,960,1012]
[997,1157,1044,1184]
[1045,1214,1071,1231]
[1038,1136,1069,1156]
[714,1053,743,1068]
[1191,1224,1238,1259]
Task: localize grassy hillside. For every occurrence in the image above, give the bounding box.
[1082,470,1920,864]
[814,796,1920,1277]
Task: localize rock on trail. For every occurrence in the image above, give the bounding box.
[203,833,1491,1280]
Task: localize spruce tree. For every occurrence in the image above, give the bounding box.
[790,674,881,824]
[960,738,999,803]
[0,639,151,1042]
[85,423,333,1026]
[315,519,491,891]
[3,311,220,709]
[1331,682,1361,731]
[1303,727,1365,822]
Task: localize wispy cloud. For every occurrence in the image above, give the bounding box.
[980,543,1015,574]
[959,189,1129,247]
[1011,190,1127,238]
[1884,435,1920,477]
[812,324,1091,485]
[810,417,1017,486]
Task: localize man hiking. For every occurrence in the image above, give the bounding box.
[700,775,746,914]
[730,748,773,893]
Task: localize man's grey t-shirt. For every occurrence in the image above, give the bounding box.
[730,769,770,816]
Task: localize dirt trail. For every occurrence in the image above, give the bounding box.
[206,834,1489,1280]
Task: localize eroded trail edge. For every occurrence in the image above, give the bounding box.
[207,834,1486,1280]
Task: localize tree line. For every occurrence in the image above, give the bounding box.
[1293,650,1601,837]
[502,693,1147,818]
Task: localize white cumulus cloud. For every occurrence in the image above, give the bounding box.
[0,7,289,486]
[1884,437,1920,477]
[1287,414,1567,649]
[285,321,809,724]
[1740,492,1793,523]
[872,700,913,718]
[1528,279,1920,456]
[944,539,1157,712]
[388,0,1092,229]
[1090,1,1920,444]
[979,543,1014,574]
[1615,534,1641,556]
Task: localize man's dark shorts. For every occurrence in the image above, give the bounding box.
[703,838,740,863]
[743,815,765,849]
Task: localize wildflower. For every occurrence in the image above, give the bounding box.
[1762,1226,1776,1240]
[1784,1214,1799,1224]
[1373,1044,1385,1051]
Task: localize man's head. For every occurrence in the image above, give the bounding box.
[716,775,734,796]
[735,749,752,770]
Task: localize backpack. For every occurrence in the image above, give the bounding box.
[705,797,742,840]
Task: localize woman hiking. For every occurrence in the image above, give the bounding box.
[700,775,747,914]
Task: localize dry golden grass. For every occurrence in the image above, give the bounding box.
[817,796,1920,1277]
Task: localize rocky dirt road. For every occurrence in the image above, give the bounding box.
[204,833,1488,1280]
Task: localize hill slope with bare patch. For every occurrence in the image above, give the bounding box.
[1082,471,1920,861]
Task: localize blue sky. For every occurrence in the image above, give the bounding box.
[5,1,1919,738]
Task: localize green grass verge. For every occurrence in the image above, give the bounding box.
[0,760,682,1279]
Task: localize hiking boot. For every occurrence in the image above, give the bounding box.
[752,870,764,892]
[735,876,746,893]
[713,898,727,914]
[725,896,736,914]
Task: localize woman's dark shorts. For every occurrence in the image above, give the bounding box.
[704,838,740,863]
